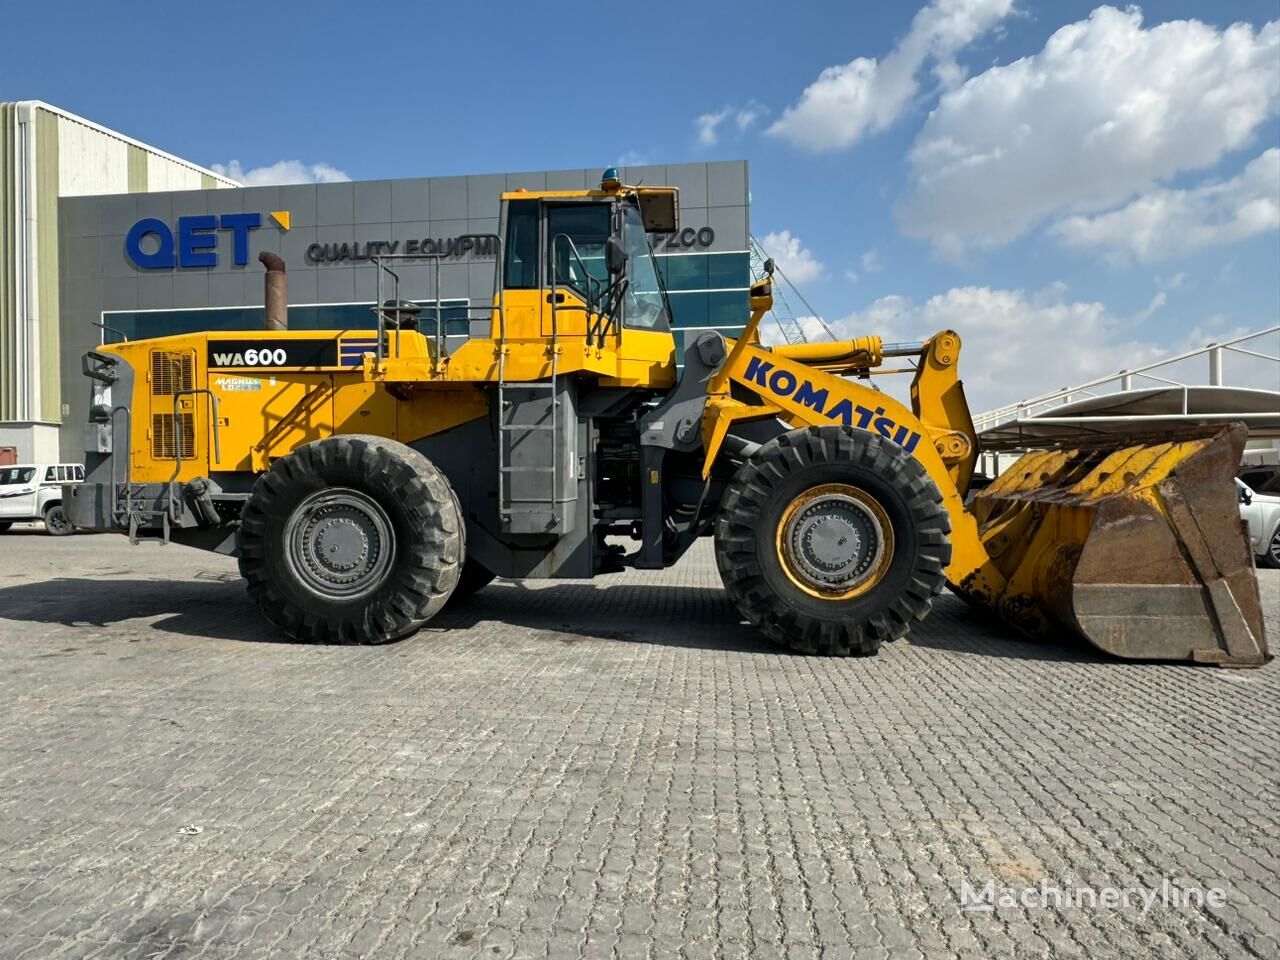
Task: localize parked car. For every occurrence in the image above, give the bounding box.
[1237,478,1280,569]
[0,463,84,536]
[1239,464,1280,496]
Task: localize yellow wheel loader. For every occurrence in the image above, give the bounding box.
[66,171,1269,664]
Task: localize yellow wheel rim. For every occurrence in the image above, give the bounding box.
[775,483,894,600]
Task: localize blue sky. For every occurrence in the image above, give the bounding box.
[3,0,1277,408]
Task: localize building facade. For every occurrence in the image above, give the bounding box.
[55,161,750,461]
[0,101,237,460]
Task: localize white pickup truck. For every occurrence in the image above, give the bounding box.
[0,463,84,535]
[1237,478,1280,569]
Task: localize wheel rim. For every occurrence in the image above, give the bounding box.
[46,507,69,533]
[776,484,894,600]
[1270,529,1280,566]
[285,488,396,601]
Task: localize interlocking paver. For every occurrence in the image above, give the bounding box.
[0,528,1276,959]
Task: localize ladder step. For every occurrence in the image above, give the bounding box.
[499,466,555,473]
[499,423,556,431]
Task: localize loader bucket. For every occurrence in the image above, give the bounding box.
[958,424,1269,666]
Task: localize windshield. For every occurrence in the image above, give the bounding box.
[0,467,35,485]
[621,205,669,330]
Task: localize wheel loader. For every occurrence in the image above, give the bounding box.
[66,170,1269,664]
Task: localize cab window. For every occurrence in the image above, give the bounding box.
[45,467,57,482]
[75,465,85,481]
[546,204,610,300]
[0,467,34,485]
[504,200,539,290]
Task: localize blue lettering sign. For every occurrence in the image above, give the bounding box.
[125,218,176,269]
[219,212,262,266]
[125,213,264,269]
[178,215,218,268]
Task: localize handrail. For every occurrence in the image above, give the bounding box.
[167,388,221,520]
[368,235,504,369]
[973,324,1280,431]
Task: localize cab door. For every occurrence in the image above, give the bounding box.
[499,199,544,344]
[541,202,612,339]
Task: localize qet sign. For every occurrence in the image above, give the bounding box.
[125,214,263,269]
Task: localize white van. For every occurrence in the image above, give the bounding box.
[0,463,84,535]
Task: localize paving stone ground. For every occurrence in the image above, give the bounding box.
[0,527,1276,960]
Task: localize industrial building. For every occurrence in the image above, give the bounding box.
[0,102,752,463]
[0,101,238,461]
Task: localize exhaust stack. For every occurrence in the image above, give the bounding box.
[259,252,287,331]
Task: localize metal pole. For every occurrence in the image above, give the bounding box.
[1119,370,1132,390]
[1208,343,1222,386]
[375,257,384,366]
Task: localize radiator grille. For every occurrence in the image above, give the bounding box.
[151,351,194,396]
[152,413,195,460]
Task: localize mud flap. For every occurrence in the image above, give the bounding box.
[962,425,1268,666]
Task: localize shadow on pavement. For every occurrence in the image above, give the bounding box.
[0,576,778,653]
[0,575,1098,662]
[0,577,278,643]
[907,595,1105,664]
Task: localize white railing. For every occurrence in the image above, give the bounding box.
[972,325,1280,434]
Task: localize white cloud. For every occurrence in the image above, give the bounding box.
[764,315,836,346]
[1052,148,1280,262]
[695,101,768,147]
[211,159,351,186]
[695,109,730,147]
[758,230,824,284]
[767,0,1015,150]
[898,7,1280,256]
[861,249,884,273]
[1133,291,1167,322]
[825,284,1181,410]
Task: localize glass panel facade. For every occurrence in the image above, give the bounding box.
[99,252,751,344]
[657,251,750,332]
[102,301,470,344]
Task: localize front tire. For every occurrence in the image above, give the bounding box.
[715,426,951,655]
[43,504,74,536]
[238,435,463,644]
[0,521,11,533]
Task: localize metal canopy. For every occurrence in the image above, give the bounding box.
[979,385,1280,450]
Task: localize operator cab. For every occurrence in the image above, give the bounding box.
[498,169,678,347]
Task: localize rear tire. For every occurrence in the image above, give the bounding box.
[238,435,463,644]
[714,426,951,655]
[43,504,74,536]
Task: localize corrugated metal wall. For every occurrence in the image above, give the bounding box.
[36,109,59,421]
[0,104,15,420]
[0,101,237,433]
